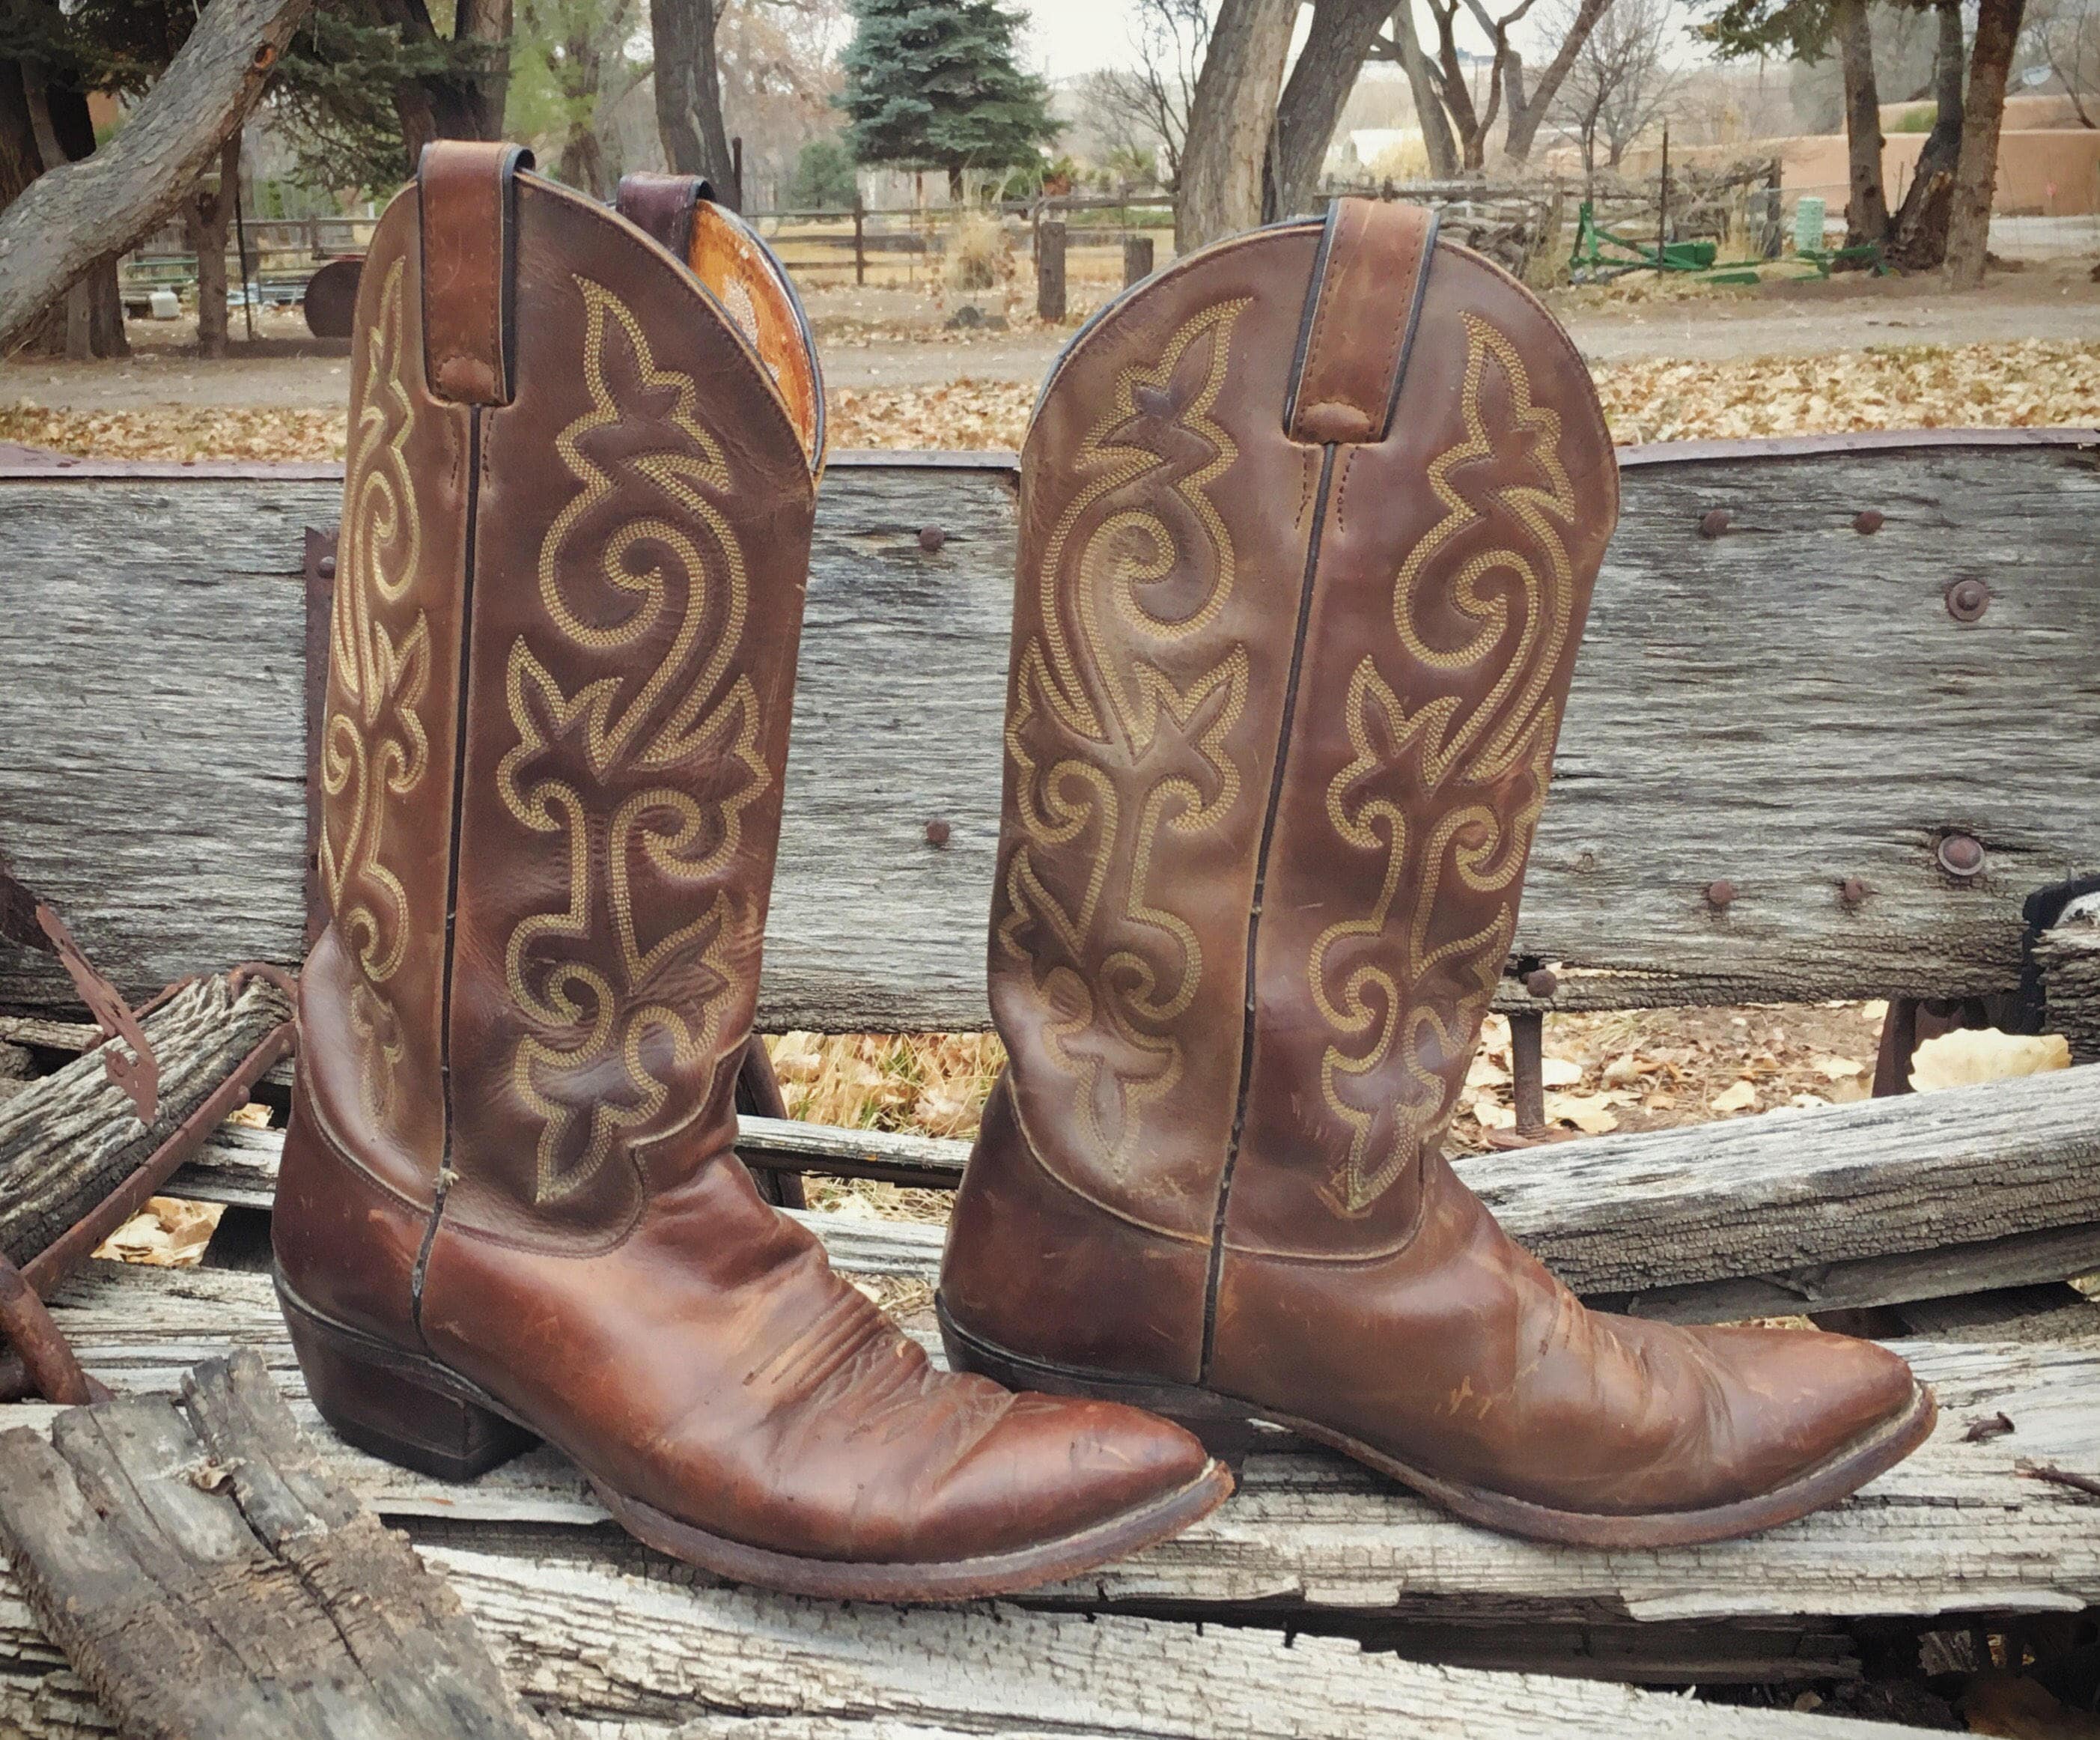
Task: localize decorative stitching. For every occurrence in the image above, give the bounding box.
[1306,314,1579,1216]
[499,276,765,1206]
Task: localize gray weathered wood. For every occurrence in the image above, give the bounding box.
[168,1065,2100,1318]
[0,1348,544,1740]
[4,436,2097,1026]
[13,1262,2099,1628]
[0,974,290,1272]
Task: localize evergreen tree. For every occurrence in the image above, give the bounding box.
[839,0,1056,198]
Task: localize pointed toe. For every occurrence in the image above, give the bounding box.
[1691,1323,1925,1485]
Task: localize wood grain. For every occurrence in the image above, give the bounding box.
[0,1349,543,1739]
[165,1063,2100,1318]
[3,438,2096,1026]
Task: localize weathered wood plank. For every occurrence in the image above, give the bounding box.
[4,436,2097,1025]
[0,1350,544,1740]
[0,973,290,1277]
[13,1262,2098,1628]
[168,1065,2100,1319]
[0,1509,1951,1737]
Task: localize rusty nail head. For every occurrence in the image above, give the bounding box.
[1698,510,1729,539]
[1839,877,1868,907]
[925,818,952,848]
[1937,833,1985,878]
[1524,967,1559,1000]
[919,526,946,553]
[317,555,337,580]
[1853,509,1884,535]
[1705,879,1738,908]
[1945,577,1990,622]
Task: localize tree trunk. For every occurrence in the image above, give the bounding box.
[1175,0,1297,251]
[184,134,238,359]
[1833,0,1890,247]
[1501,0,1614,162]
[1393,6,1462,179]
[1269,0,1397,219]
[0,0,311,356]
[1,65,127,359]
[457,0,514,137]
[44,80,127,359]
[1944,0,2024,286]
[1886,0,1964,269]
[1426,0,1489,170]
[653,0,737,202]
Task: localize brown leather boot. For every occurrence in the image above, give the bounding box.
[938,198,1935,1548]
[276,143,1229,1600]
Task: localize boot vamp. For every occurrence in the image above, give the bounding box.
[1213,1155,1917,1517]
[420,1156,1210,1563]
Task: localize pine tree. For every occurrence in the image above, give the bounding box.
[839,0,1057,198]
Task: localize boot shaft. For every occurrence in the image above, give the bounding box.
[311,145,822,1249]
[980,201,1616,1355]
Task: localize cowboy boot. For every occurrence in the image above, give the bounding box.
[274,144,1230,1600]
[938,198,1935,1547]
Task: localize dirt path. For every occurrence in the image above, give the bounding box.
[4,261,2096,410]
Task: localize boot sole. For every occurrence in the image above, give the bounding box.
[937,1295,1939,1550]
[278,1277,1234,1600]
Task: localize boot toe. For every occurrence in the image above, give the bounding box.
[1689,1322,1922,1491]
[925,1390,1218,1560]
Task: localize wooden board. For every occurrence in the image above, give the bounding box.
[165,1063,2100,1320]
[4,436,2098,1026]
[4,1261,2096,1635]
[0,1540,1915,1740]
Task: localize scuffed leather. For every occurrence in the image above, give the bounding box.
[283,149,1211,1568]
[946,197,1924,1520]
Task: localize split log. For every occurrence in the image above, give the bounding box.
[3,436,2097,1027]
[12,1262,2099,1629]
[0,974,292,1290]
[0,0,313,351]
[0,1348,543,1739]
[167,1065,2100,1320]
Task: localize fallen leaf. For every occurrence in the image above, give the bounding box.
[223,1101,273,1128]
[1545,1090,1621,1134]
[1809,1053,1866,1081]
[1911,1029,2072,1093]
[1465,1053,1511,1089]
[1540,1056,1583,1089]
[1709,1079,1759,1113]
[1470,1092,1517,1131]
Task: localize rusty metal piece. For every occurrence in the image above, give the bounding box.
[1523,967,1558,1000]
[918,525,946,553]
[1945,577,1991,623]
[18,981,296,1300]
[1937,832,1985,879]
[302,255,365,341]
[1705,878,1738,910]
[925,818,952,848]
[1697,509,1729,538]
[1509,1009,1547,1135]
[1839,877,1869,908]
[0,1258,95,1405]
[1852,509,1884,535]
[0,858,159,1124]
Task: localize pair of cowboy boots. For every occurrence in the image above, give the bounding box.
[279,144,1935,1601]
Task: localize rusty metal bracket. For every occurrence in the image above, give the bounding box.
[0,856,159,1123]
[0,1259,100,1406]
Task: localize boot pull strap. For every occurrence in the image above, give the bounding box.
[615,172,716,260]
[419,141,532,406]
[1285,198,1439,446]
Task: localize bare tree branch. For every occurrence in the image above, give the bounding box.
[0,0,312,353]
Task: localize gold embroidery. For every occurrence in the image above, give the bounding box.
[320,259,429,1123]
[1309,314,1577,1216]
[998,301,1250,1175]
[499,278,764,1205]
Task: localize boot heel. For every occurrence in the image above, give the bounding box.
[284,1302,537,1482]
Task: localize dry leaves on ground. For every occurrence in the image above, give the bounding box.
[1596,338,2100,445]
[1,402,346,463]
